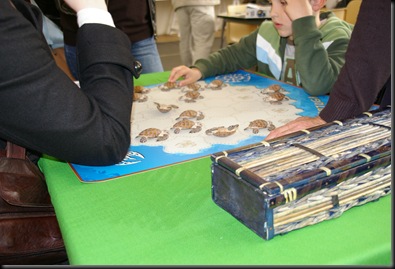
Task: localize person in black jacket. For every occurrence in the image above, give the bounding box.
[0,0,141,166]
[265,0,391,140]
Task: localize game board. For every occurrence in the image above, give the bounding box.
[70,70,328,182]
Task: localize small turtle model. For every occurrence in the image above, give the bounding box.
[154,102,179,113]
[244,119,276,134]
[133,92,148,102]
[171,119,202,134]
[261,84,284,94]
[176,110,205,121]
[205,124,239,137]
[262,92,289,104]
[134,85,150,94]
[181,83,202,92]
[159,81,179,91]
[179,91,204,103]
[135,128,169,143]
[205,79,227,90]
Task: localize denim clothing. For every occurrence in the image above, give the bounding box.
[65,36,163,80]
[131,36,164,74]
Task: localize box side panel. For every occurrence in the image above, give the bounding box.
[272,164,392,236]
[211,164,270,239]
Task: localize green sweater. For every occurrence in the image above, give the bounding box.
[194,12,353,96]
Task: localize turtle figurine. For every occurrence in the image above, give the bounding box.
[179,91,204,103]
[154,102,179,113]
[205,124,239,137]
[159,81,179,91]
[205,79,227,90]
[181,83,202,92]
[134,85,150,94]
[260,84,284,94]
[171,119,202,134]
[244,119,276,134]
[133,92,148,102]
[175,110,205,121]
[262,92,289,105]
[135,128,169,143]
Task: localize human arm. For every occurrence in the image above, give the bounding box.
[293,14,352,95]
[281,0,352,95]
[265,116,326,140]
[62,0,107,12]
[168,30,258,86]
[265,0,391,140]
[0,0,138,166]
[281,0,313,20]
[168,66,203,87]
[193,29,259,79]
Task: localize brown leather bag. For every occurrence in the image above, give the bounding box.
[0,142,67,265]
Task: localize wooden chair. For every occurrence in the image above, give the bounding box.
[52,47,76,81]
[330,8,346,20]
[226,4,258,45]
[344,0,362,25]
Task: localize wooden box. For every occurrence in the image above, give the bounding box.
[211,108,391,240]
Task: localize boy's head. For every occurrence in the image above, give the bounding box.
[268,0,327,40]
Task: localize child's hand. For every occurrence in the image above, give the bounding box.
[282,0,313,21]
[168,65,202,87]
[63,0,108,13]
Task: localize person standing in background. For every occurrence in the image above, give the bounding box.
[59,0,163,80]
[171,0,220,66]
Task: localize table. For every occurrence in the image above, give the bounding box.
[39,72,392,265]
[217,13,269,48]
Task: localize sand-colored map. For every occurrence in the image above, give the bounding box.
[130,72,302,155]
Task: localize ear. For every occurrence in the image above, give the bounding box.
[310,0,327,12]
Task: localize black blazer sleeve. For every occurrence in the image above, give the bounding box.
[0,0,137,166]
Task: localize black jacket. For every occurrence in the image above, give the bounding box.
[1,0,139,166]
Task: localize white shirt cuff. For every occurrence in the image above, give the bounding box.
[77,8,115,28]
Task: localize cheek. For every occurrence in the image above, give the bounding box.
[282,14,292,26]
[280,18,293,36]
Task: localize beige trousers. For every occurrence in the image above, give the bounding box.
[175,6,216,66]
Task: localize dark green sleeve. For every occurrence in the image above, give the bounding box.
[293,16,350,96]
[193,29,260,79]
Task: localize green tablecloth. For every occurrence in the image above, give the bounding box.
[39,72,392,265]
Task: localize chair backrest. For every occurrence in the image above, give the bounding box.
[226,5,259,45]
[330,8,346,20]
[344,0,362,25]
